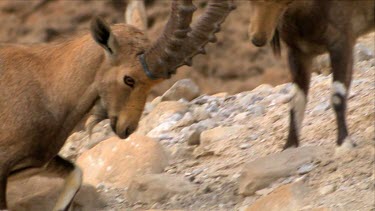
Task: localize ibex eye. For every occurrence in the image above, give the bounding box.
[123,76,135,88]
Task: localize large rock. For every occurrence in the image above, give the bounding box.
[161,79,200,102]
[127,173,196,204]
[197,125,250,154]
[238,146,325,196]
[77,135,169,188]
[8,176,104,211]
[137,101,188,135]
[244,182,309,211]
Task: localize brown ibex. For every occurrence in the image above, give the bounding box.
[247,0,375,151]
[0,0,235,210]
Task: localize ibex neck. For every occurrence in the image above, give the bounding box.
[41,34,105,134]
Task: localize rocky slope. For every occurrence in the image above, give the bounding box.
[7,33,374,210]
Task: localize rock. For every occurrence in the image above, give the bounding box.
[212,92,229,98]
[270,94,292,106]
[311,101,331,115]
[247,105,266,116]
[192,146,214,158]
[186,129,201,146]
[138,101,188,134]
[297,163,316,175]
[239,143,251,150]
[161,79,200,101]
[319,184,336,195]
[245,182,309,211]
[252,84,274,95]
[233,112,249,122]
[238,93,257,108]
[8,176,104,211]
[199,125,250,154]
[191,106,211,122]
[127,173,196,204]
[77,135,169,188]
[147,121,178,140]
[238,146,325,196]
[355,43,374,62]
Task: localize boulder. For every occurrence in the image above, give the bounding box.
[238,146,325,196]
[138,101,188,135]
[127,173,196,204]
[76,135,169,188]
[244,182,309,211]
[161,79,200,101]
[197,125,250,154]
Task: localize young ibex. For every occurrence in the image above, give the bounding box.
[247,0,375,150]
[0,0,235,210]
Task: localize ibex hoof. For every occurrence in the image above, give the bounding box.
[335,137,355,157]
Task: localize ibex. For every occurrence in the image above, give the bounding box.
[248,0,375,150]
[0,0,235,210]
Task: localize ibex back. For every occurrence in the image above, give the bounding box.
[248,0,374,151]
[0,0,235,210]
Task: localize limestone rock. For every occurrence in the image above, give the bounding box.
[138,101,188,134]
[77,135,169,188]
[127,173,196,204]
[238,146,325,196]
[161,79,200,102]
[245,182,309,211]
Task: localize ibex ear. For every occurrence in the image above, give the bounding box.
[90,17,119,55]
[125,0,147,31]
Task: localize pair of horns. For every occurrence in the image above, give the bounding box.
[140,0,235,80]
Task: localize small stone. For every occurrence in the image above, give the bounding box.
[186,130,201,146]
[239,143,251,150]
[212,92,229,98]
[247,105,266,117]
[319,184,336,195]
[355,43,374,62]
[192,146,214,158]
[234,112,249,121]
[297,163,315,175]
[311,101,331,114]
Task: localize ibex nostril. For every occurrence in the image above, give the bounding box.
[251,37,267,47]
[119,127,134,139]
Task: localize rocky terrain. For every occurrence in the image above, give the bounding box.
[7,33,374,210]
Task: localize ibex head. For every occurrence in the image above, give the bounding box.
[87,0,235,139]
[248,0,293,47]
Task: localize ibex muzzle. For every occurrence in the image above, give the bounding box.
[0,0,235,210]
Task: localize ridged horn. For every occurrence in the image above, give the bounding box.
[141,0,235,79]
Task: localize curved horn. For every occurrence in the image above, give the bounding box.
[141,0,235,79]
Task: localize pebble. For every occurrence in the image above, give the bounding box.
[239,143,251,149]
[297,163,316,175]
[319,184,336,195]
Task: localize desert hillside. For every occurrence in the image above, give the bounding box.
[7,30,375,210]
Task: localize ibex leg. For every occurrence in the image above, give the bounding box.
[328,36,354,148]
[41,156,82,211]
[284,49,313,149]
